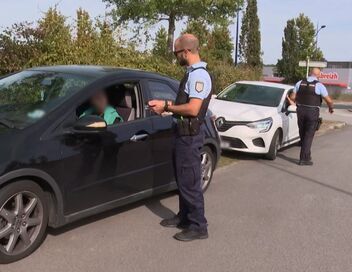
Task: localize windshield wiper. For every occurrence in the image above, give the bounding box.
[0,118,15,129]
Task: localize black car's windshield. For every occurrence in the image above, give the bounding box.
[0,70,94,128]
[217,83,284,107]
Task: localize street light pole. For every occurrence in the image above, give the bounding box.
[315,23,326,51]
[234,9,240,66]
[306,24,326,77]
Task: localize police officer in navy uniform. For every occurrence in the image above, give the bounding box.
[292,68,334,165]
[148,34,211,241]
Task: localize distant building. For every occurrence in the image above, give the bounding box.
[263,61,352,95]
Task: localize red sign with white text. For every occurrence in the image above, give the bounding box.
[319,72,339,81]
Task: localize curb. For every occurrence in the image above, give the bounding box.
[327,122,346,130]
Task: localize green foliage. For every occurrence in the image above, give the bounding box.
[183,20,210,49]
[36,7,73,65]
[207,23,234,64]
[152,26,169,60]
[208,61,261,94]
[0,22,42,74]
[183,20,233,64]
[0,6,259,92]
[239,0,262,68]
[105,0,243,53]
[277,13,324,83]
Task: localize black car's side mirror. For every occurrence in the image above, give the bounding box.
[72,115,107,133]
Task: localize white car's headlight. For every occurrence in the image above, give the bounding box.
[246,117,273,133]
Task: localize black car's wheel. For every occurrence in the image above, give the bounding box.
[265,130,281,160]
[201,146,215,192]
[0,180,48,264]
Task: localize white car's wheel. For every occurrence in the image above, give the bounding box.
[200,146,215,192]
[265,130,281,160]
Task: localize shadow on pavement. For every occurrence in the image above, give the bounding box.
[260,161,352,197]
[48,192,176,236]
[277,153,300,165]
[221,150,262,161]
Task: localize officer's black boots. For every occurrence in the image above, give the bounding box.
[298,160,314,166]
[160,216,189,229]
[173,229,209,242]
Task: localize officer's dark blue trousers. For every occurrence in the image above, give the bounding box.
[297,106,320,161]
[174,131,208,231]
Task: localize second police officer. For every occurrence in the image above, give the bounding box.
[148,34,212,241]
[292,67,334,165]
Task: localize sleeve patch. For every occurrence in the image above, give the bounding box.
[195,81,204,93]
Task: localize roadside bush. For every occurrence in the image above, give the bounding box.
[208,61,261,93]
[0,7,259,87]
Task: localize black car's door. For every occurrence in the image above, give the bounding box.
[59,80,154,214]
[143,79,178,188]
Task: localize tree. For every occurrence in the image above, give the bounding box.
[0,22,42,74]
[182,20,233,64]
[207,23,234,64]
[74,8,98,64]
[239,0,262,68]
[95,20,117,64]
[104,0,243,54]
[277,13,324,83]
[183,20,210,49]
[37,7,72,65]
[152,26,169,60]
[276,19,300,83]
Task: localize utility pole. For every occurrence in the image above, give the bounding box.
[315,23,326,51]
[306,24,326,77]
[234,9,241,66]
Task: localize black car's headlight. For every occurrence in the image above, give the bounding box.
[246,117,273,133]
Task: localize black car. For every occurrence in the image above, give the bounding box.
[0,65,220,263]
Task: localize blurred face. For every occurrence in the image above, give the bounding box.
[288,92,295,100]
[90,90,108,114]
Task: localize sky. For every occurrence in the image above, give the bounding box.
[0,0,351,64]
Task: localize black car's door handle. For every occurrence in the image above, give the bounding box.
[130,133,149,142]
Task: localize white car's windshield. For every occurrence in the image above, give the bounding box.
[0,70,94,129]
[217,83,284,107]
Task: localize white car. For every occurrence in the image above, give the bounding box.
[209,81,300,160]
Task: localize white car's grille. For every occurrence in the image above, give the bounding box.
[216,118,250,132]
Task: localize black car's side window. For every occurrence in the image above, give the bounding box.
[148,81,177,102]
[76,81,142,126]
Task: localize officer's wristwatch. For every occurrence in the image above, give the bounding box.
[164,100,169,112]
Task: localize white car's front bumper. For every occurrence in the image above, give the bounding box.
[219,125,276,154]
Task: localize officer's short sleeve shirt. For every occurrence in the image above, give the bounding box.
[293,76,329,97]
[185,62,212,100]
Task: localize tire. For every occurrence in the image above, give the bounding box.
[265,130,281,160]
[0,180,49,264]
[201,146,215,192]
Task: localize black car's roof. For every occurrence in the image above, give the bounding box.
[28,65,179,84]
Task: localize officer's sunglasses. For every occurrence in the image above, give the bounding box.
[173,48,191,56]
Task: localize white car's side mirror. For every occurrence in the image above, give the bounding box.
[287,105,297,114]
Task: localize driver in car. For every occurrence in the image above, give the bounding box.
[286,90,296,107]
[80,90,123,125]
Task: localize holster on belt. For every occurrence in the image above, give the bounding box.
[176,117,201,136]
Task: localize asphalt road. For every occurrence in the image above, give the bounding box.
[3,126,352,272]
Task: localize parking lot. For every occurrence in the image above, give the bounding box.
[2,125,351,272]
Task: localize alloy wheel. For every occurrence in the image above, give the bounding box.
[201,151,213,191]
[0,191,44,256]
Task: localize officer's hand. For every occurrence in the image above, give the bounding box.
[148,100,165,115]
[329,107,334,114]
